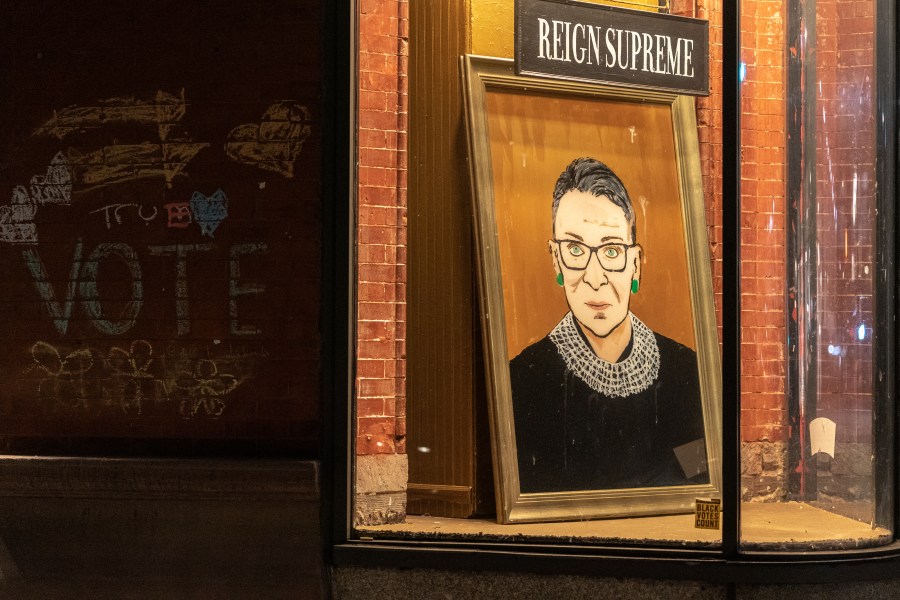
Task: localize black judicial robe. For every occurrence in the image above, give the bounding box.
[510,330,708,494]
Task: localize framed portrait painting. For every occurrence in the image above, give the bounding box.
[462,55,721,524]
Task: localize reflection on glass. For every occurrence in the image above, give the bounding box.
[740,0,890,548]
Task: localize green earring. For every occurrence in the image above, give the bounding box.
[631,279,639,294]
[556,273,564,286]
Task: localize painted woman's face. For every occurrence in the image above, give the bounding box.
[550,190,641,339]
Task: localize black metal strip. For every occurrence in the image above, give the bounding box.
[785,0,818,504]
[784,0,803,501]
[721,0,741,559]
[334,539,900,584]
[873,0,897,530]
[323,0,356,551]
[798,0,818,500]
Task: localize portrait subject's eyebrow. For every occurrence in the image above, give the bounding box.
[563,232,626,243]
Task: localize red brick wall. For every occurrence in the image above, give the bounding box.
[356,0,409,457]
[739,0,788,445]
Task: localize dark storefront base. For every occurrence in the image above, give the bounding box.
[0,458,326,599]
[332,566,900,599]
[5,457,900,598]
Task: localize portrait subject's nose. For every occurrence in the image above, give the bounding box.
[581,252,607,291]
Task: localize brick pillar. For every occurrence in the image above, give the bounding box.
[355,0,409,526]
[737,0,788,501]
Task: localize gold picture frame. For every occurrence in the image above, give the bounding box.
[462,55,721,524]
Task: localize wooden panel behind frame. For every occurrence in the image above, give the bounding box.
[461,55,721,524]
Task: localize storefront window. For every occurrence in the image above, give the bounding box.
[348,0,896,559]
[739,0,892,548]
[358,0,724,546]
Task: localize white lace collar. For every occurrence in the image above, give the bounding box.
[548,311,660,397]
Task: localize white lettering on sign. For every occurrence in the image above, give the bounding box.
[536,18,604,65]
[535,17,695,77]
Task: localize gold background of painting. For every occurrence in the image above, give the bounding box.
[485,89,696,359]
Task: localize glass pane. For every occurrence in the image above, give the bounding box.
[739,0,891,548]
[360,0,724,547]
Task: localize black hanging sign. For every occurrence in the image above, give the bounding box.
[515,0,710,96]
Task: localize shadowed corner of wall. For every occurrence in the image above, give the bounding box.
[0,535,25,598]
[355,454,409,526]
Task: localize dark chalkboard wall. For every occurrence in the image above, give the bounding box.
[0,1,323,455]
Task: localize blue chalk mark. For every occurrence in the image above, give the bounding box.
[80,243,143,336]
[23,239,84,335]
[148,243,216,336]
[229,243,268,336]
[190,189,228,237]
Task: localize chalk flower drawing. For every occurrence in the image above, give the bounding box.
[176,359,239,418]
[225,102,311,178]
[29,341,93,411]
[105,340,157,415]
[24,340,265,418]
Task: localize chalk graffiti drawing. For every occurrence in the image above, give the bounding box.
[32,90,209,191]
[29,341,94,411]
[27,92,316,200]
[30,152,72,205]
[164,202,193,228]
[67,142,209,190]
[33,90,188,143]
[88,196,230,234]
[0,187,38,244]
[79,242,144,336]
[104,340,157,415]
[225,102,311,178]
[23,241,84,336]
[0,153,72,245]
[175,358,239,417]
[24,340,262,418]
[230,242,268,336]
[137,205,159,225]
[90,203,159,229]
[190,189,228,237]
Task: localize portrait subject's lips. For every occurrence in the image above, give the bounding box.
[585,301,612,310]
